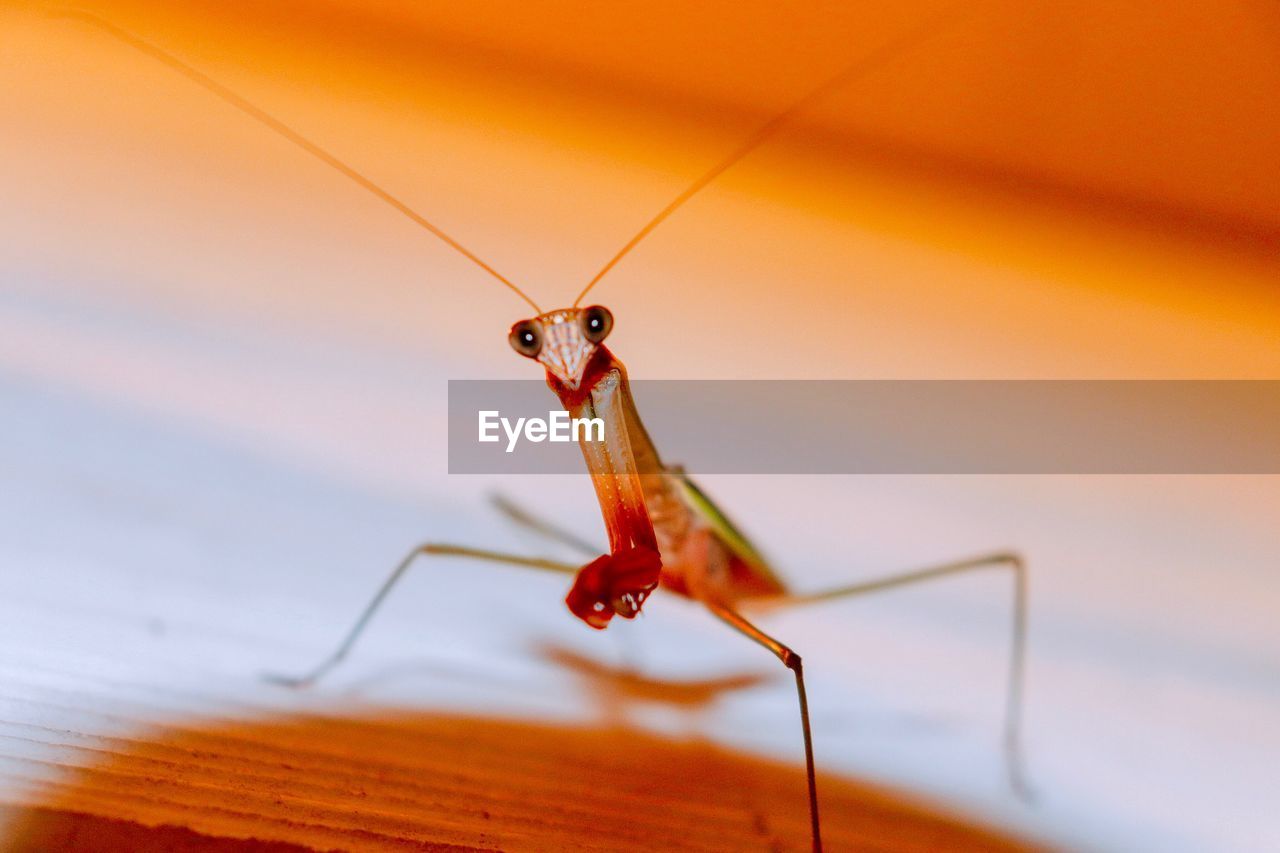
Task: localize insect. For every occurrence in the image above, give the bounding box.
[59,12,1032,850]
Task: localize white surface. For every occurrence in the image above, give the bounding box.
[0,275,1276,851]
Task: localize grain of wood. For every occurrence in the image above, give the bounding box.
[1,709,1035,851]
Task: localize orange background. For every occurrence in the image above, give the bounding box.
[4,0,1279,384]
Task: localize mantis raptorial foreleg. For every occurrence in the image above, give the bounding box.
[265,544,576,688]
[490,493,649,666]
[751,551,1032,801]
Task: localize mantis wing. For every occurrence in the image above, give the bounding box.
[676,473,789,598]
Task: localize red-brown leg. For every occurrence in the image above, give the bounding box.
[707,601,823,853]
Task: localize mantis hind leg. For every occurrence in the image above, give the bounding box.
[756,551,1032,802]
[265,544,576,688]
[708,602,823,853]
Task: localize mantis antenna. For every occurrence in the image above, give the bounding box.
[572,7,965,308]
[53,10,543,314]
[58,8,960,314]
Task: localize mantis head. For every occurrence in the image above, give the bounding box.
[508,306,614,390]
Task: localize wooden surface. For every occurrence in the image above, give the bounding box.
[2,709,1033,852]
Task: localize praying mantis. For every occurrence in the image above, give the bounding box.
[57,11,1032,851]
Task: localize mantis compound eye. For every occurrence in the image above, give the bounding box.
[508,319,543,358]
[580,305,613,344]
